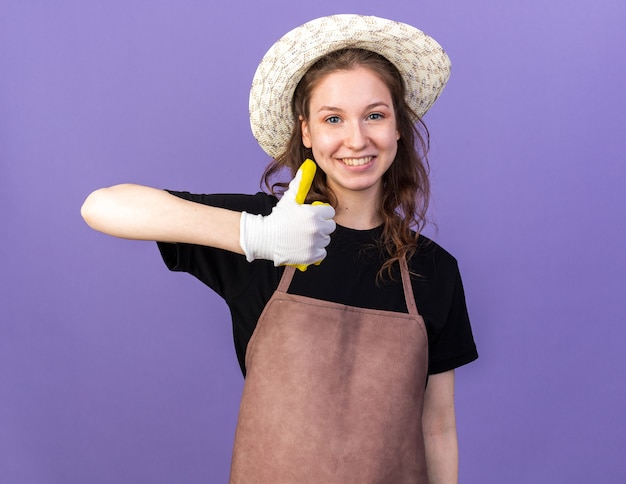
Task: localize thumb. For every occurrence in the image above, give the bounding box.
[284,159,316,204]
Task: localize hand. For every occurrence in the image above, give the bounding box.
[239,160,335,267]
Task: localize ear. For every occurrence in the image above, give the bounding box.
[300,115,312,148]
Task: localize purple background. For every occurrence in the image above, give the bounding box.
[2,1,625,483]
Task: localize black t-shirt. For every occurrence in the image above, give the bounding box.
[158,191,478,377]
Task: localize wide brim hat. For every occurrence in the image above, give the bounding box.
[249,14,452,158]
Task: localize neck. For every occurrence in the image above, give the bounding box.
[333,189,383,230]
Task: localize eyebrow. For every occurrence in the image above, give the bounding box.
[317,101,392,113]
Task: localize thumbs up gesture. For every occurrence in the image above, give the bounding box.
[240,160,336,268]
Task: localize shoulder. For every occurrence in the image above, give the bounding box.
[166,190,278,216]
[409,235,460,281]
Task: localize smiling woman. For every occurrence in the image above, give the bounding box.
[270,47,433,277]
[301,67,400,216]
[81,14,477,483]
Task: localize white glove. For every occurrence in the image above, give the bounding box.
[240,167,336,267]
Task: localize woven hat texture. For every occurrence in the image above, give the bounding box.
[249,14,451,158]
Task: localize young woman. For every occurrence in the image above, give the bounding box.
[82,14,477,483]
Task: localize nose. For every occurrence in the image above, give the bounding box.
[345,121,368,150]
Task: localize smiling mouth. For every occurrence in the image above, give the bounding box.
[340,156,373,166]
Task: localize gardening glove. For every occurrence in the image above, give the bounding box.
[239,159,335,268]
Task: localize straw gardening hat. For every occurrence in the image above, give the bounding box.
[249,14,451,159]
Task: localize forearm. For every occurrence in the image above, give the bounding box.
[424,422,458,484]
[81,184,243,253]
[422,370,458,484]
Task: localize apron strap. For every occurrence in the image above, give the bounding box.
[277,266,296,293]
[400,258,420,316]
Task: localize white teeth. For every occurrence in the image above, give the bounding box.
[341,156,372,166]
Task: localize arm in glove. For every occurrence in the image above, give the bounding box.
[239,161,335,267]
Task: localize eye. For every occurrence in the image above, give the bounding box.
[325,115,341,124]
[368,113,383,121]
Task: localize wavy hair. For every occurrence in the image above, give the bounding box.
[262,48,431,279]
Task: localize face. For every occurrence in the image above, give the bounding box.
[300,67,400,200]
